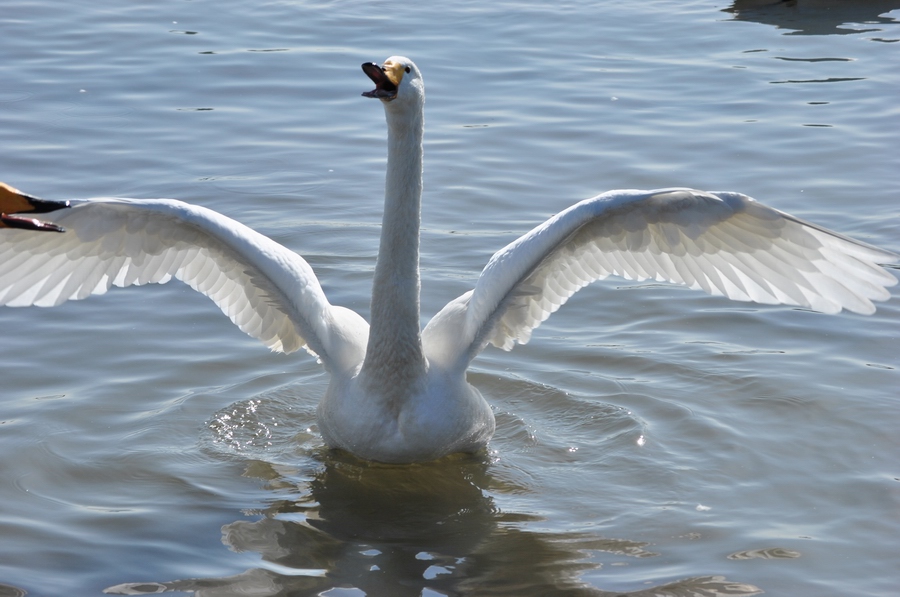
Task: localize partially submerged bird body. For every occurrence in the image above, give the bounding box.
[319,367,495,463]
[1,57,897,462]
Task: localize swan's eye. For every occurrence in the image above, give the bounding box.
[405,66,411,73]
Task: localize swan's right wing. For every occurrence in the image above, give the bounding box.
[0,198,368,373]
[423,188,898,369]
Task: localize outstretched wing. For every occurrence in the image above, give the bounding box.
[0,198,368,373]
[423,188,898,369]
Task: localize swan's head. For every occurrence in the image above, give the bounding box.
[0,182,69,215]
[362,56,423,108]
[0,182,69,232]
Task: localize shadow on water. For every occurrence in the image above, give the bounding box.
[723,0,900,35]
[104,446,762,597]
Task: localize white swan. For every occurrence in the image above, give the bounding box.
[0,182,68,232]
[1,56,897,462]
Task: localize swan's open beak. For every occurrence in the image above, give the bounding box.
[362,62,398,100]
[0,183,70,215]
[0,182,70,232]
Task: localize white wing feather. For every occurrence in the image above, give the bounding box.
[0,198,368,373]
[423,188,898,368]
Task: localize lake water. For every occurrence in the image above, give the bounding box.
[1,1,899,595]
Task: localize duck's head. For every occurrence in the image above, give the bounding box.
[362,56,423,108]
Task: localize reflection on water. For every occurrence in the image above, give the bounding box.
[0,584,26,597]
[106,449,760,596]
[727,547,801,560]
[724,0,900,35]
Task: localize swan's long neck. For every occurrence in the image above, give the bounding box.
[361,99,428,390]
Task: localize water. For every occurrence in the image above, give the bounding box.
[1,1,899,595]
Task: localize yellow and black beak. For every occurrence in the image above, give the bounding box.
[0,182,70,232]
[362,59,406,101]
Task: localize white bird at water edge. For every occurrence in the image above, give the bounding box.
[1,56,897,463]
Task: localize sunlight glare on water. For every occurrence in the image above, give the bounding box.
[0,1,898,595]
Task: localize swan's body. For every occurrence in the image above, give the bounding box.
[1,57,897,462]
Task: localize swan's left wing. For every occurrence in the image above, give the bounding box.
[0,198,368,373]
[423,188,898,369]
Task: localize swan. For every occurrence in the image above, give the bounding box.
[0,182,68,232]
[1,56,897,462]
